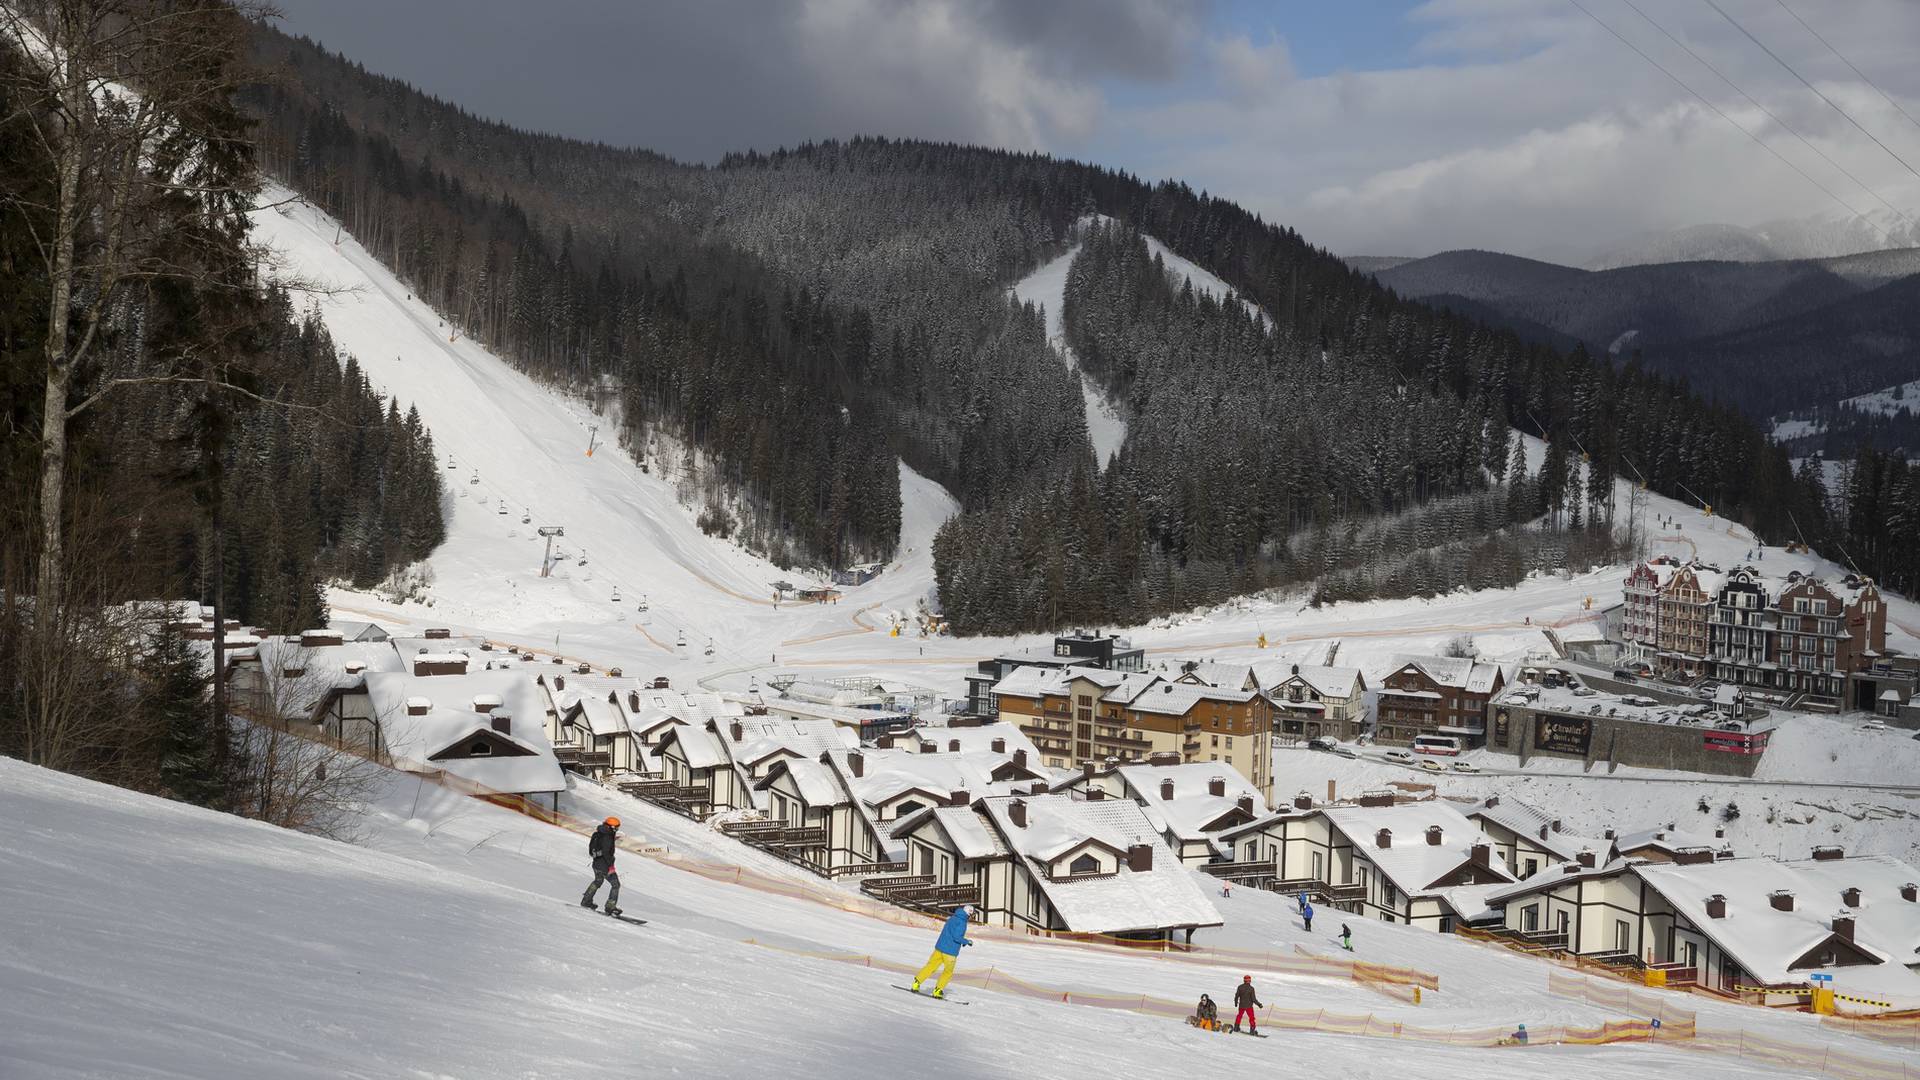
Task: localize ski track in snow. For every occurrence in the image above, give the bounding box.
[1008,245,1127,469]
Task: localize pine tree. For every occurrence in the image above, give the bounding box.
[144,623,224,807]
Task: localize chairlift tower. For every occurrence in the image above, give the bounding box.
[537,526,565,577]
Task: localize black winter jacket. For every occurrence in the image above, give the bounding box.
[1233,983,1261,1009]
[589,824,617,867]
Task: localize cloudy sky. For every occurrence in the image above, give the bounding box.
[272,0,1920,262]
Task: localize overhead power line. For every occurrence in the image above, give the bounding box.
[1704,0,1920,189]
[1566,0,1890,241]
[1621,0,1917,229]
[1775,0,1920,139]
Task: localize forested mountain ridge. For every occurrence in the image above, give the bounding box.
[242,26,1826,634]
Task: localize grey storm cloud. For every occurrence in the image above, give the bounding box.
[270,0,1201,162]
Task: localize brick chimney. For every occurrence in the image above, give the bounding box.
[299,630,343,648]
[344,661,367,676]
[1238,795,1255,815]
[991,737,1006,754]
[1706,894,1727,919]
[1470,843,1491,867]
[406,697,430,716]
[1833,914,1857,942]
[1160,779,1175,801]
[1127,843,1153,872]
[1010,799,1027,828]
[1538,824,1550,841]
[729,721,744,742]
[1031,781,1049,795]
[1603,828,1616,840]
[1551,819,1562,834]
[1082,762,1096,779]
[1377,828,1392,849]
[1769,890,1795,912]
[1842,886,1862,908]
[473,695,500,714]
[1578,850,1598,868]
[1013,749,1029,770]
[1294,792,1313,810]
[491,714,511,735]
[282,664,307,678]
[1673,847,1716,866]
[554,675,566,692]
[1813,846,1845,861]
[949,789,970,807]
[1904,883,1918,903]
[1485,794,1500,808]
[920,742,935,754]
[948,739,960,752]
[1357,790,1394,807]
[848,750,864,778]
[628,691,640,711]
[425,628,450,640]
[1087,787,1105,801]
[1209,776,1226,797]
[1426,825,1443,846]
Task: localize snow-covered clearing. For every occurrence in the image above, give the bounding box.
[7,754,1909,1078]
[1009,246,1128,469]
[1844,379,1920,419]
[1140,234,1270,330]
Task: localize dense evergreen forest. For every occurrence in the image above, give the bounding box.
[240,26,1836,635]
[2,3,442,806]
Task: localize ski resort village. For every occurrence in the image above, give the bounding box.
[15,3,1920,1078]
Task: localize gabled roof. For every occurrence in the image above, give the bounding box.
[1466,797,1605,863]
[1251,660,1364,699]
[1612,824,1731,860]
[716,717,856,771]
[976,795,1222,934]
[1486,857,1637,905]
[1174,661,1256,691]
[1635,858,1891,984]
[655,726,728,770]
[893,803,1006,862]
[1114,763,1266,845]
[362,669,564,795]
[905,722,1040,761]
[755,756,848,808]
[1389,654,1502,694]
[1321,803,1514,897]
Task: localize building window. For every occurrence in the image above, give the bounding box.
[1070,853,1100,876]
[1523,905,1539,932]
[468,741,492,756]
[1523,858,1538,878]
[1615,920,1631,953]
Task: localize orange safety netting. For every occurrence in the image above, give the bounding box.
[445,769,1444,997]
[744,938,1678,1049]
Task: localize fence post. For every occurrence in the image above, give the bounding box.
[985,966,994,988]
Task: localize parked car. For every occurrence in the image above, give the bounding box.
[1328,744,1359,759]
[1861,720,1888,732]
[1306,736,1339,752]
[1383,749,1416,764]
[1450,760,1480,773]
[1611,669,1640,683]
[1418,758,1447,773]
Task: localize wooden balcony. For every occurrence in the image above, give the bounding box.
[827,860,908,880]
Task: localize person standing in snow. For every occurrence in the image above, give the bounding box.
[1340,923,1353,951]
[910,904,976,998]
[1232,975,1263,1034]
[1300,895,1314,932]
[580,816,623,915]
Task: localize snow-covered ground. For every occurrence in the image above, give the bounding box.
[9,753,1915,1078]
[1140,234,1270,330]
[1843,380,1920,419]
[1008,245,1128,469]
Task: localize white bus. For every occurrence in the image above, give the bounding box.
[1411,734,1463,756]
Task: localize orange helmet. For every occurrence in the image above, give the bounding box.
[604,816,621,828]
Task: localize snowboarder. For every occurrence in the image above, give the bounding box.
[1300,895,1314,932]
[580,816,623,915]
[1340,923,1353,951]
[1232,975,1262,1034]
[1508,1023,1529,1045]
[1220,883,1232,898]
[1191,993,1220,1031]
[910,904,975,998]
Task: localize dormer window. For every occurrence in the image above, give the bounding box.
[1070,853,1100,876]
[468,741,492,756]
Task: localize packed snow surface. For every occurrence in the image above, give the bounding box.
[1009,245,1128,469]
[3,755,1901,1078]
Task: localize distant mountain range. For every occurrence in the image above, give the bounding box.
[1348,245,1920,423]
[1584,210,1920,270]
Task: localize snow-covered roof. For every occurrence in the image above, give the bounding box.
[1253,661,1364,699]
[756,756,848,809]
[564,695,627,738]
[904,722,1040,761]
[246,636,404,714]
[1175,661,1255,690]
[1114,763,1265,845]
[656,726,728,770]
[1466,797,1603,862]
[1613,824,1731,859]
[1390,654,1502,694]
[1783,854,1920,961]
[363,670,564,795]
[991,665,1073,699]
[719,717,858,770]
[842,747,1039,811]
[1487,857,1637,905]
[389,635,486,659]
[1635,858,1892,984]
[1321,803,1514,897]
[977,795,1222,934]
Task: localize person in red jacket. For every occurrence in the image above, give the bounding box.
[1232,975,1263,1034]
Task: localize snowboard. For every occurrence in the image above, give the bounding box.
[893,984,968,1004]
[575,902,647,926]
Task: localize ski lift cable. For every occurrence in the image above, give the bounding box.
[1775,0,1920,139]
[1567,0,1894,245]
[1623,0,1919,229]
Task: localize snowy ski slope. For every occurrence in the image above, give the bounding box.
[5,755,1900,1079]
[1009,246,1128,470]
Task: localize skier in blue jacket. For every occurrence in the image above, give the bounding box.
[1299,894,1314,932]
[910,905,976,998]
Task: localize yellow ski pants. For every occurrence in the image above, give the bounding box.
[912,949,959,994]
